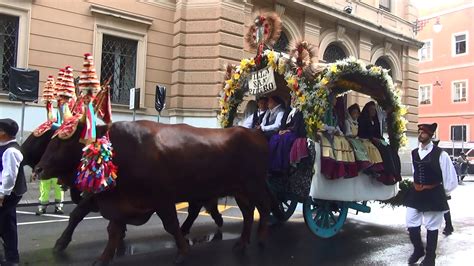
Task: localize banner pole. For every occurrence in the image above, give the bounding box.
[20,101,26,143]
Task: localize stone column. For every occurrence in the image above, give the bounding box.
[303,15,321,59]
[170,0,246,126]
[402,44,419,133]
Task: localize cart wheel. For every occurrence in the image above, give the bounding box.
[272,194,298,222]
[303,197,348,238]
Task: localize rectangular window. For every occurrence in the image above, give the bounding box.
[451,125,467,141]
[0,14,19,92]
[100,34,137,105]
[419,85,432,105]
[379,0,391,12]
[452,80,467,102]
[419,40,432,61]
[453,33,467,55]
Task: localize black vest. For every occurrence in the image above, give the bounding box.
[0,142,27,196]
[412,146,443,185]
[251,110,266,128]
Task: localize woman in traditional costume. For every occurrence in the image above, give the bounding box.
[319,95,357,179]
[344,103,375,172]
[358,101,400,184]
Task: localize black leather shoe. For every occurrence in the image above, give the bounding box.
[408,249,425,264]
[442,227,453,236]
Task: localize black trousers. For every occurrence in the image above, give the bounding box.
[0,194,22,263]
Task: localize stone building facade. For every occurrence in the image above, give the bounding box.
[0,0,420,141]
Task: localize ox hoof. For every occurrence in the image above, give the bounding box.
[232,241,247,253]
[53,238,70,253]
[92,260,110,266]
[174,253,187,264]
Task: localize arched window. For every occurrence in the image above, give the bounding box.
[323,43,346,63]
[375,57,393,78]
[273,31,289,53]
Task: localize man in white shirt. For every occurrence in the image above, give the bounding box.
[241,97,268,129]
[257,96,285,139]
[405,123,457,266]
[0,118,26,266]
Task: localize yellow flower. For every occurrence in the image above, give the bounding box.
[278,58,286,75]
[370,66,381,74]
[249,58,255,66]
[240,59,250,72]
[233,73,240,80]
[315,121,323,130]
[399,107,408,116]
[298,94,306,103]
[267,51,276,69]
[286,76,296,88]
[330,65,338,73]
[321,77,329,85]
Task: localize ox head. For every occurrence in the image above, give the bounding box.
[21,129,55,168]
[33,123,86,187]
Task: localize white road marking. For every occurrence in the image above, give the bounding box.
[17,207,304,226]
[17,210,104,226]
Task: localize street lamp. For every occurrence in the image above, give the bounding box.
[413,17,442,35]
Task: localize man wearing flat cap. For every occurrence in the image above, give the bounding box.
[404,123,458,265]
[0,118,27,265]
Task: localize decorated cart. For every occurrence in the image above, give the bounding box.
[218,12,408,238]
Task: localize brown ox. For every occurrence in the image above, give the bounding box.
[34,121,271,264]
[23,127,224,253]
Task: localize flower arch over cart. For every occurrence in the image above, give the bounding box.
[218,11,409,238]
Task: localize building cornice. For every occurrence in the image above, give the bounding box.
[90,4,154,26]
[292,0,423,48]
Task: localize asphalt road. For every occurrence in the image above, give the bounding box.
[12,179,474,266]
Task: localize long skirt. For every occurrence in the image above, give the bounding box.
[319,133,358,179]
[372,140,401,185]
[269,131,298,173]
[360,139,384,173]
[346,137,372,171]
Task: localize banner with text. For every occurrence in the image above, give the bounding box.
[248,66,277,95]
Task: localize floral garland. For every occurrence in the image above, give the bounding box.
[298,57,408,150]
[218,50,290,127]
[218,54,407,151]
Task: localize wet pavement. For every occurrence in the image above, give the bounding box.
[12,178,474,265]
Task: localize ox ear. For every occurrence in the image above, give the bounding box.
[53,116,80,140]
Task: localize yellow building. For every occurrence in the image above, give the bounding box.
[0,0,420,136]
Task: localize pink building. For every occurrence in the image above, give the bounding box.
[417,1,474,154]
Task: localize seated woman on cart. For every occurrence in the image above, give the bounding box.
[345,103,384,177]
[358,101,401,185]
[319,94,358,179]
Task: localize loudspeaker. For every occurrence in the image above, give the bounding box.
[8,67,39,102]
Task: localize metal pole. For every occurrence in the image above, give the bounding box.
[20,101,26,143]
[133,109,136,121]
[157,112,161,123]
[452,126,455,157]
[462,126,464,153]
